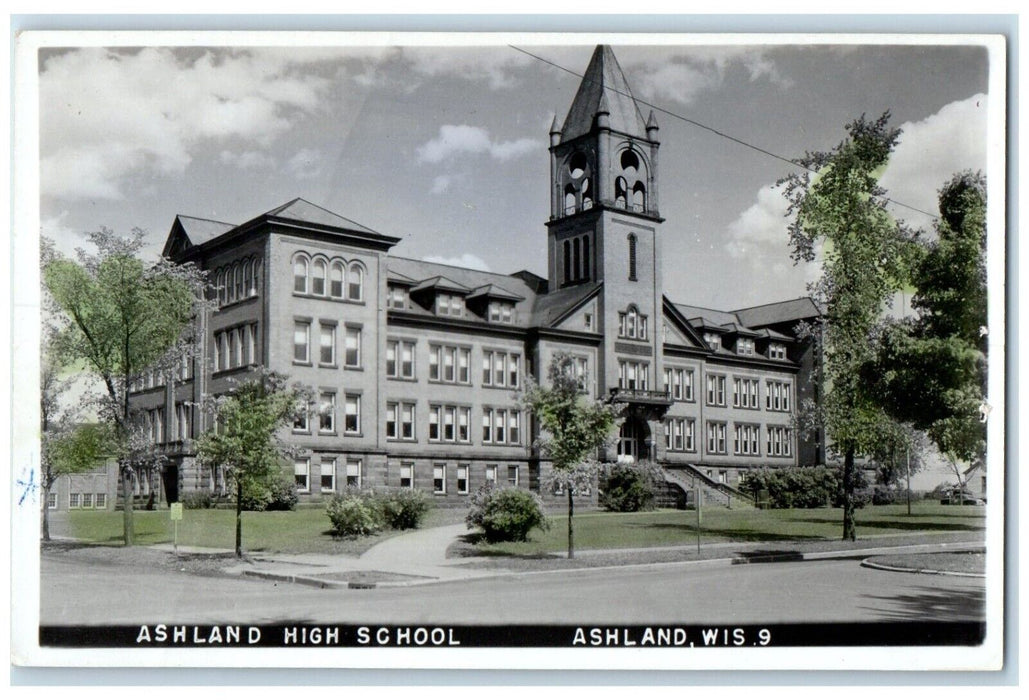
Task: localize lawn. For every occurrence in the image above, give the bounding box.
[64,506,468,555]
[470,502,987,557]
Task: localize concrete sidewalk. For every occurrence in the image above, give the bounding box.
[147,523,984,590]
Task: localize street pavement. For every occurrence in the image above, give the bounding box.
[39,521,986,626]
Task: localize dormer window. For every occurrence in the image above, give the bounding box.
[387,285,408,310]
[437,293,464,317]
[488,301,514,324]
[737,338,755,356]
[618,306,647,341]
[704,332,721,350]
[769,343,787,360]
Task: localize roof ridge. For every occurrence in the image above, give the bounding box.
[176,214,237,227]
[731,296,815,313]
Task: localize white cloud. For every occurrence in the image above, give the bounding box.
[725,183,790,259]
[400,47,533,90]
[286,148,324,180]
[423,253,491,272]
[629,47,792,106]
[880,94,988,233]
[416,125,540,164]
[430,175,452,194]
[40,47,334,200]
[219,150,276,170]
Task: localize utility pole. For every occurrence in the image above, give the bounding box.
[906,446,912,516]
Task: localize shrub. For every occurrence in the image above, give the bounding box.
[741,466,840,509]
[238,478,273,512]
[264,473,299,511]
[870,484,898,505]
[181,489,217,510]
[326,490,384,538]
[599,463,656,512]
[375,488,433,530]
[466,485,549,543]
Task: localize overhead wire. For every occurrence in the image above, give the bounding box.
[509,44,939,222]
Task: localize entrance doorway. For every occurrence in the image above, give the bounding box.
[617,417,651,462]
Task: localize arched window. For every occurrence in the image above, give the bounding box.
[626,307,638,338]
[330,260,345,298]
[628,234,638,281]
[216,269,227,306]
[615,177,628,209]
[573,238,581,281]
[581,236,590,281]
[621,149,640,176]
[234,262,244,301]
[312,259,327,296]
[563,240,571,284]
[581,178,592,210]
[293,255,308,294]
[243,260,253,298]
[564,184,577,215]
[348,262,364,300]
[568,152,588,179]
[632,182,647,212]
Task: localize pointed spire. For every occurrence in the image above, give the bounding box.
[549,113,562,146]
[560,45,648,141]
[646,109,659,139]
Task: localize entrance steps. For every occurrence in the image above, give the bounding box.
[657,463,755,510]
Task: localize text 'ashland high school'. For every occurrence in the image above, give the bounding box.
[123,45,823,509]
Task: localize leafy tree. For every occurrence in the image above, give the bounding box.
[194,371,307,557]
[780,113,917,540]
[521,354,618,557]
[866,172,987,465]
[40,345,115,540]
[43,229,205,545]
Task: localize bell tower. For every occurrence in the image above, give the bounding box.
[545,45,670,456]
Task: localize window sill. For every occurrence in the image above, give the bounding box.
[293,361,313,367]
[292,292,365,305]
[387,376,418,382]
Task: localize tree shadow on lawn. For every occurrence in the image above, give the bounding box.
[730,548,807,562]
[643,523,825,542]
[448,532,563,560]
[787,515,983,533]
[861,585,986,623]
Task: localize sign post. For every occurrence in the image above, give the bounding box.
[170,502,183,555]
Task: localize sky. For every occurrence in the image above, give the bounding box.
[37,38,991,310]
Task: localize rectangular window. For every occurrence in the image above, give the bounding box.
[345,326,361,368]
[386,402,399,439]
[436,293,464,316]
[346,459,361,488]
[429,344,469,384]
[293,404,309,433]
[737,338,755,356]
[457,465,469,494]
[400,463,413,489]
[565,356,590,392]
[95,493,106,509]
[482,412,492,443]
[618,361,649,390]
[485,465,497,484]
[769,343,787,360]
[387,286,407,309]
[444,406,456,441]
[320,456,336,492]
[294,459,310,493]
[293,321,310,363]
[767,426,794,457]
[508,411,520,445]
[507,465,519,487]
[47,492,57,509]
[82,493,93,509]
[319,392,336,433]
[458,348,470,384]
[69,493,80,509]
[458,407,470,443]
[733,424,761,456]
[344,395,360,434]
[704,332,721,350]
[386,340,416,379]
[433,464,446,494]
[733,378,760,409]
[706,374,726,406]
[493,409,506,444]
[429,405,441,441]
[319,323,335,366]
[765,381,792,412]
[706,422,727,454]
[402,403,415,439]
[246,324,257,365]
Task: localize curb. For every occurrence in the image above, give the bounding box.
[232,540,984,589]
[859,551,985,579]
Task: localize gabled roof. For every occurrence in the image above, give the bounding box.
[560,45,648,142]
[264,197,381,236]
[387,269,418,286]
[530,281,601,328]
[733,297,821,329]
[409,275,472,296]
[675,303,740,328]
[175,215,236,246]
[466,283,525,303]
